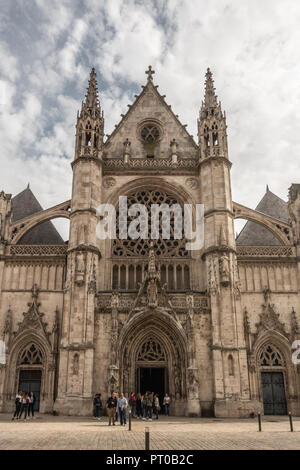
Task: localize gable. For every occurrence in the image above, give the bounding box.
[104,80,198,159]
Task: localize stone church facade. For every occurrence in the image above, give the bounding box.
[1,67,300,417]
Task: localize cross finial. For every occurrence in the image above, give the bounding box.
[145,65,155,81]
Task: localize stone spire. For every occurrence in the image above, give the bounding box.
[75,67,104,158]
[80,67,102,120]
[204,68,218,108]
[198,68,228,159]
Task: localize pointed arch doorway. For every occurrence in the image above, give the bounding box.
[135,338,168,401]
[119,311,188,415]
[259,344,287,415]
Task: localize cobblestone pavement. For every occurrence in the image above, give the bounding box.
[0,414,300,450]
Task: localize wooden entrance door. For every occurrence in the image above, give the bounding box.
[261,372,287,415]
[18,370,42,411]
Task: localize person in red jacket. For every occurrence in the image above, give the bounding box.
[129,393,136,418]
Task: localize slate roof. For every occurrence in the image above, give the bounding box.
[12,186,65,245]
[236,187,289,246]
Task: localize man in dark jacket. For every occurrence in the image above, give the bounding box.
[106,392,117,426]
[93,393,102,420]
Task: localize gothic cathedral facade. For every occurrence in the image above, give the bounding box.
[1,67,300,417]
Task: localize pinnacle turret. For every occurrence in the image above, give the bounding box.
[80,67,102,120]
[204,68,218,108]
[75,67,104,159]
[198,68,228,160]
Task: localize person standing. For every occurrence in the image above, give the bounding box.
[154,393,160,420]
[141,394,146,420]
[12,391,22,420]
[163,393,171,416]
[119,393,128,426]
[19,393,30,420]
[28,392,35,419]
[129,393,136,418]
[93,393,102,420]
[136,393,142,419]
[106,392,117,426]
[145,391,153,421]
[114,393,119,422]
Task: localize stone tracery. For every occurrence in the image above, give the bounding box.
[113,189,189,258]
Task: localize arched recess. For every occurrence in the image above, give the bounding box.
[253,331,297,414]
[3,331,56,413]
[101,177,197,291]
[118,310,188,401]
[9,200,71,244]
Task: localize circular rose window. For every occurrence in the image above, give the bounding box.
[141,124,160,144]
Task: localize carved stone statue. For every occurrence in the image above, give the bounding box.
[147,278,158,308]
[263,286,271,305]
[123,138,131,155]
[188,368,199,399]
[174,364,181,399]
[75,251,85,285]
[111,292,119,310]
[170,138,178,155]
[219,253,230,286]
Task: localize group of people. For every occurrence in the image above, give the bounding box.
[12,391,36,421]
[93,391,171,426]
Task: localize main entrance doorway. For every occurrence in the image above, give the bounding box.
[18,370,42,411]
[261,372,287,415]
[137,367,167,406]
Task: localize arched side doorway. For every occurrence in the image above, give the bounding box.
[119,311,188,416]
[3,332,56,414]
[258,343,287,415]
[17,343,44,411]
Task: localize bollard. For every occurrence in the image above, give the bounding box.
[258,413,262,432]
[129,409,132,431]
[145,426,150,450]
[289,412,294,432]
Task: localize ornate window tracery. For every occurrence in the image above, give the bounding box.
[259,344,284,367]
[137,339,166,362]
[113,189,189,258]
[18,343,43,365]
[141,125,160,144]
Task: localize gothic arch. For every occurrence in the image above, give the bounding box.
[101,178,197,290]
[253,331,297,407]
[119,309,188,399]
[3,331,56,413]
[105,177,196,207]
[9,200,71,244]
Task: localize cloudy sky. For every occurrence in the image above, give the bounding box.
[1,0,300,239]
